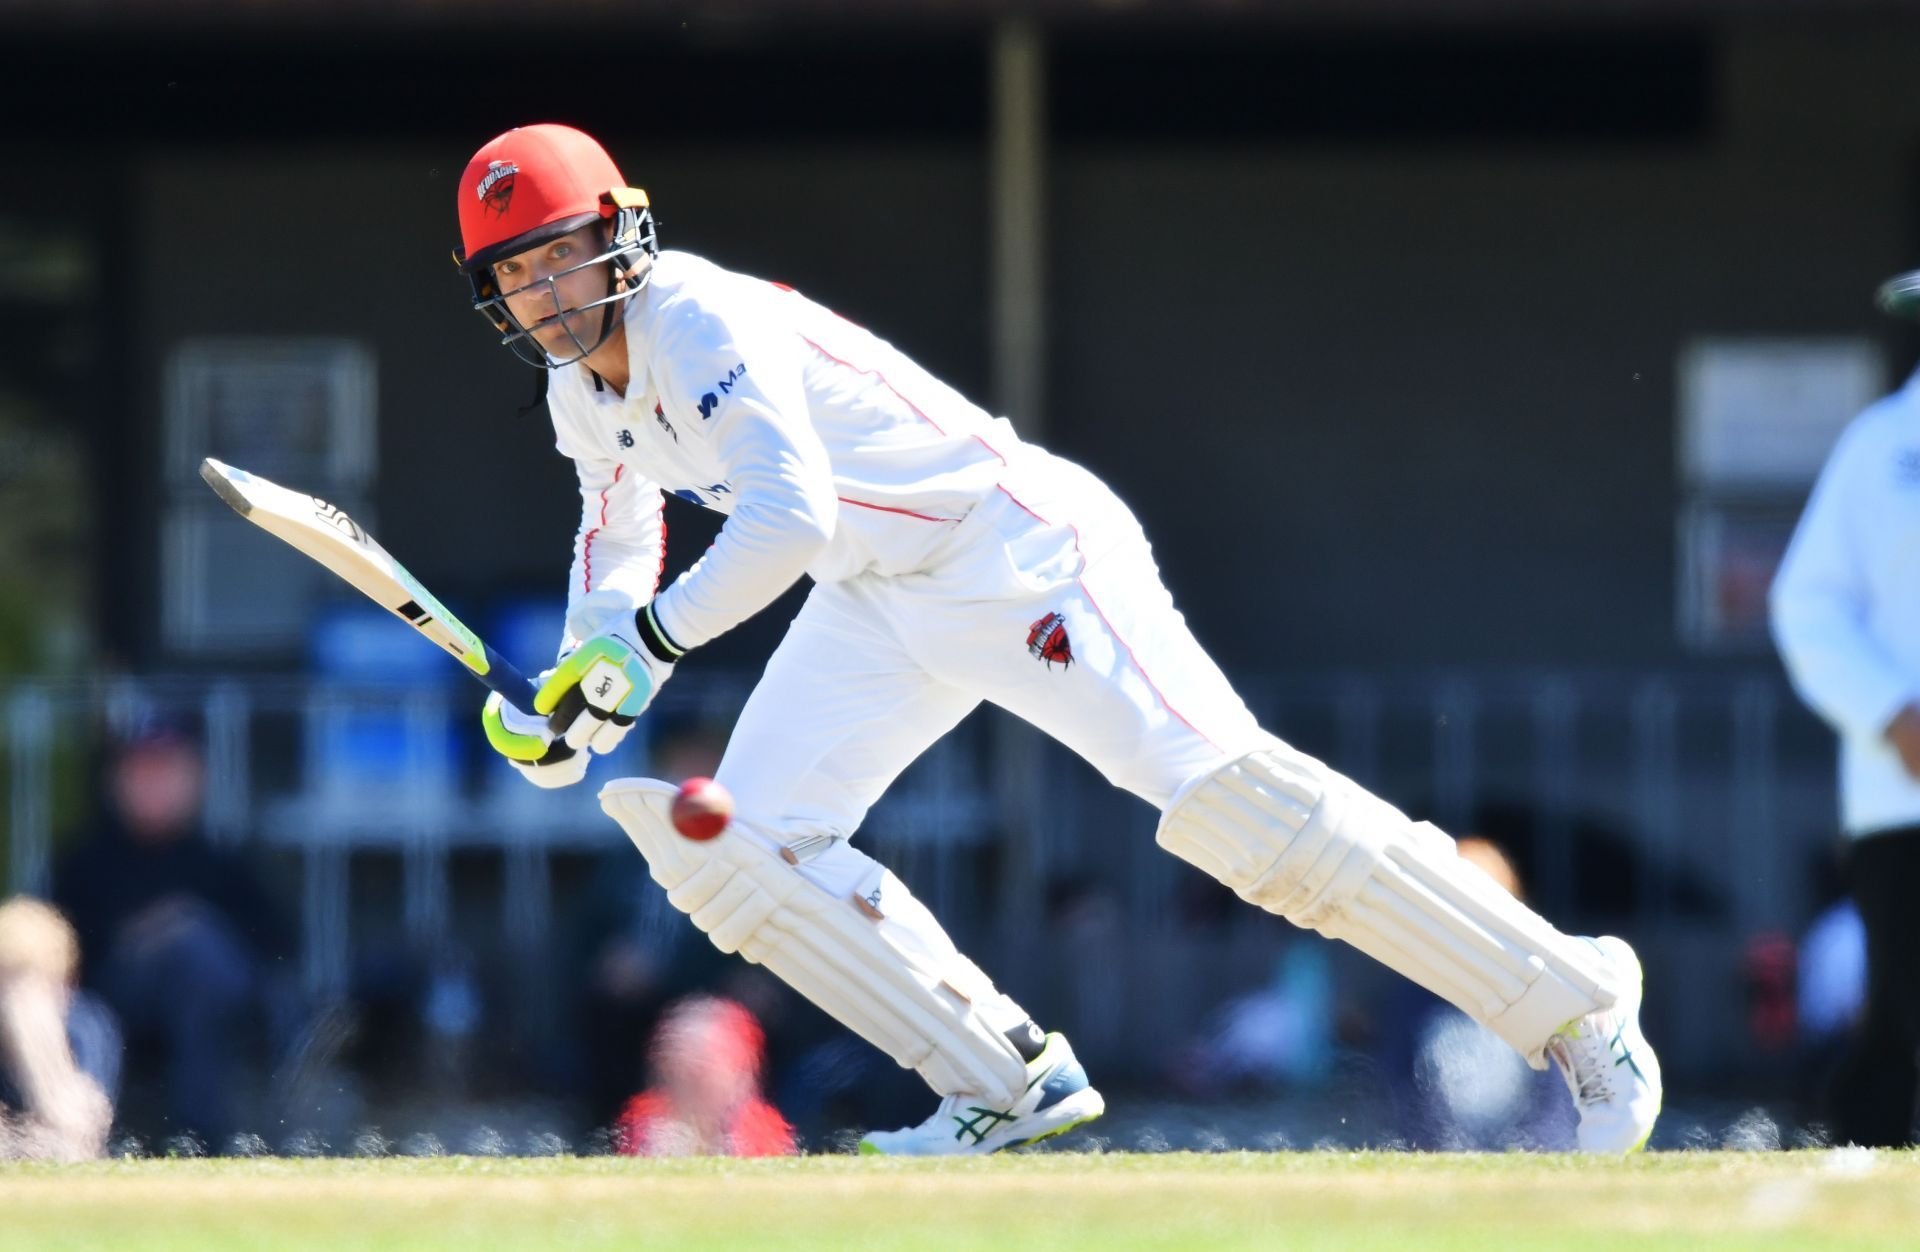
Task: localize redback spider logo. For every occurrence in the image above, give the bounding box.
[1026,612,1072,669]
[477,160,517,218]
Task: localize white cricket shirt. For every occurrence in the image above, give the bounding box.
[1771,369,1920,836]
[544,250,1042,653]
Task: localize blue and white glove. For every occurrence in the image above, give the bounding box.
[535,589,681,756]
[481,683,590,789]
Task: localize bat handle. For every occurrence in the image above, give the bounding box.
[479,645,543,718]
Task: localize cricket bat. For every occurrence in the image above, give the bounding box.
[199,457,541,716]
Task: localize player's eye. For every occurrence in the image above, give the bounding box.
[553,243,573,259]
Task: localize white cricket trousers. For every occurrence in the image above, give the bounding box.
[715,452,1269,843]
[702,452,1268,1085]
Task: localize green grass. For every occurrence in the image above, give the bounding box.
[2,1151,1917,1251]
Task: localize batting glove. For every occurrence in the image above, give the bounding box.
[482,688,590,789]
[536,590,680,756]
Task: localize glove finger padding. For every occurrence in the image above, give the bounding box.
[483,689,554,762]
[588,712,636,754]
[537,634,664,754]
[543,686,590,740]
[483,689,591,789]
[509,738,590,789]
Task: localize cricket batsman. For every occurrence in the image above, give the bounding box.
[457,124,1661,1154]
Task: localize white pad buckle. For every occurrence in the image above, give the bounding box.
[600,778,1027,1103]
[1156,747,1620,1066]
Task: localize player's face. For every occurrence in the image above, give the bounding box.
[491,222,614,355]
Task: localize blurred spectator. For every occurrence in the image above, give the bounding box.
[1042,875,1128,1078]
[567,717,861,1141]
[1799,898,1867,1042]
[1177,939,1336,1094]
[569,718,734,1121]
[1374,836,1574,1150]
[1796,885,1868,1124]
[1771,359,1920,1147]
[615,996,795,1157]
[1743,932,1798,1053]
[0,897,115,1160]
[52,715,299,1147]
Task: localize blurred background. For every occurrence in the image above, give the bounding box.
[3,0,1916,1154]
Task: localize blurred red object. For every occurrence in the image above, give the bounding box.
[614,996,795,1157]
[616,1088,795,1158]
[1742,932,1797,1053]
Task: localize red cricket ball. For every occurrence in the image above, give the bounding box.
[670,776,733,841]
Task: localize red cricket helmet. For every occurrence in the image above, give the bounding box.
[453,124,658,368]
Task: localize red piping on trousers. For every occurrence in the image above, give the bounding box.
[797,331,1215,749]
[837,497,961,523]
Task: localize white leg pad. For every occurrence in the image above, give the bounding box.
[599,778,1029,1104]
[1155,746,1620,1067]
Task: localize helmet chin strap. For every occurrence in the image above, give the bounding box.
[585,258,626,362]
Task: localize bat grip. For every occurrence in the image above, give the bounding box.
[479,645,543,717]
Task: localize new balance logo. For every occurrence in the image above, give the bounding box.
[616,429,634,449]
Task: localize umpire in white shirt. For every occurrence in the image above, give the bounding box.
[1771,272,1920,1146]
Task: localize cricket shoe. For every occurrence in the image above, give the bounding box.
[858,1031,1105,1156]
[1545,935,1663,1154]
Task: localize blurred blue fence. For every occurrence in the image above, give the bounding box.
[1,664,1839,1089]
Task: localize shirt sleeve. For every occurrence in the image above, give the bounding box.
[643,290,837,651]
[552,400,667,659]
[1769,414,1916,741]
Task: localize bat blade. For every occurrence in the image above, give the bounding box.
[199,457,539,715]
